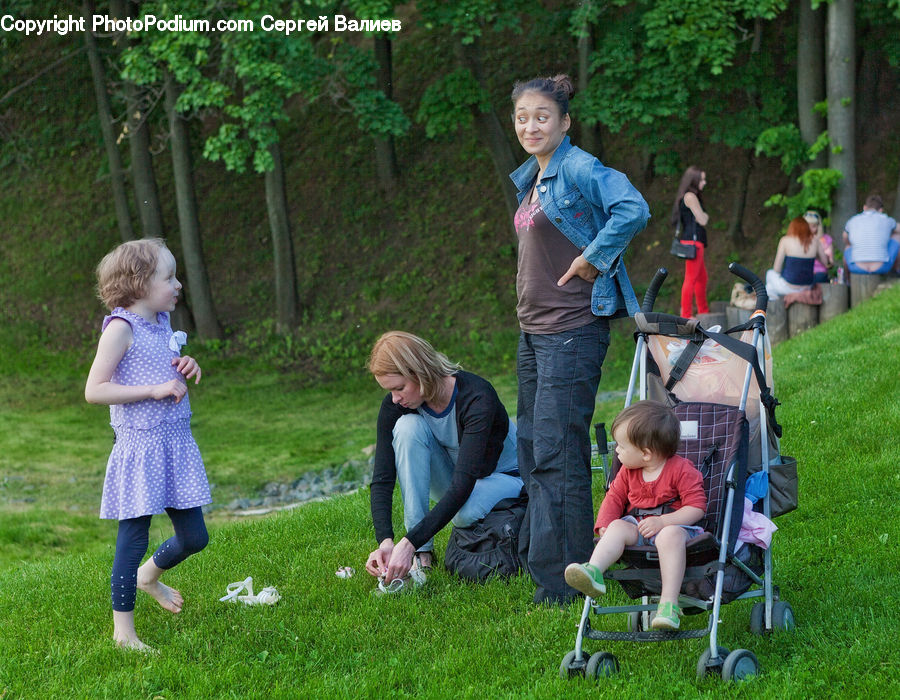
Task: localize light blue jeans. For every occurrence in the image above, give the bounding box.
[846,238,899,274]
[392,413,523,552]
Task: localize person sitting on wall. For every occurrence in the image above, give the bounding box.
[842,194,900,275]
[765,216,829,299]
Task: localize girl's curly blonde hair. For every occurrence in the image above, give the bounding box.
[95,238,166,310]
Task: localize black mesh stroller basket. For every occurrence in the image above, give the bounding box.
[607,401,762,604]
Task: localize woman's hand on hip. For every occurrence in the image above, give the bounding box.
[558,254,599,286]
[383,537,416,582]
[365,538,394,577]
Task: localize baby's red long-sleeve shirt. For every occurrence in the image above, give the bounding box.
[594,455,706,532]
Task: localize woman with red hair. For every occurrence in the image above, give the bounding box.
[765,216,830,298]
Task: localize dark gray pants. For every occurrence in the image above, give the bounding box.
[516,319,609,604]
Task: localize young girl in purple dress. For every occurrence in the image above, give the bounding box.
[85,238,211,652]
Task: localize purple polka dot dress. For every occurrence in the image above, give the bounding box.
[99,308,211,520]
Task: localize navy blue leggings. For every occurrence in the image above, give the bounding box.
[111,506,208,612]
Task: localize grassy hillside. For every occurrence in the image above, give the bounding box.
[1,285,899,696]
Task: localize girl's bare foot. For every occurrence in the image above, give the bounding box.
[114,636,158,654]
[137,577,183,613]
[112,610,158,653]
[136,558,183,613]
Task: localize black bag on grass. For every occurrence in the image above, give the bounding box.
[444,494,526,582]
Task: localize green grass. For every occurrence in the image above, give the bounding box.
[0,317,634,570]
[1,287,899,695]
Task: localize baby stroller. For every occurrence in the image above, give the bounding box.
[561,264,797,683]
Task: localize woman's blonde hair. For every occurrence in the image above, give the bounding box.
[368,331,461,403]
[96,238,166,310]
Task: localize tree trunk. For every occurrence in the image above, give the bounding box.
[576,13,603,161]
[893,170,900,222]
[728,18,763,246]
[264,140,299,332]
[826,0,857,247]
[82,0,135,242]
[110,0,165,240]
[855,43,881,127]
[124,82,165,239]
[164,73,222,340]
[373,35,399,194]
[727,148,753,246]
[460,39,520,239]
[640,148,655,186]
[798,0,826,169]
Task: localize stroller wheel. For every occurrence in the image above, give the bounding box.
[558,649,589,679]
[722,649,760,682]
[772,601,796,631]
[696,645,729,680]
[750,601,796,635]
[749,602,765,635]
[585,651,619,679]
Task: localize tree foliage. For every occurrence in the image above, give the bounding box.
[416,68,489,138]
[414,0,525,139]
[120,1,409,174]
[582,0,785,149]
[756,122,841,220]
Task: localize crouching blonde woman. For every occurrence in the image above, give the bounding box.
[365,332,524,591]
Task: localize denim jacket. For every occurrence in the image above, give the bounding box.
[509,136,650,317]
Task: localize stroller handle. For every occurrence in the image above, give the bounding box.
[641,268,668,313]
[729,262,768,312]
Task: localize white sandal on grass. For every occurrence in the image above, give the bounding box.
[219,576,281,606]
[373,557,427,596]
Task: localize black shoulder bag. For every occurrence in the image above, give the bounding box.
[444,494,527,582]
[669,218,696,260]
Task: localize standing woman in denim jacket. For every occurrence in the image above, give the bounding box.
[509,74,650,605]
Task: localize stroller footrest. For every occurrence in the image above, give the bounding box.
[585,628,710,643]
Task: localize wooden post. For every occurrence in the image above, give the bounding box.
[849,272,886,307]
[820,283,849,322]
[698,311,727,329]
[767,298,788,345]
[726,305,752,328]
[787,302,819,337]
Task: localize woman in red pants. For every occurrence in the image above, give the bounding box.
[671,166,709,318]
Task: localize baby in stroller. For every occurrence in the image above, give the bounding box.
[565,400,706,630]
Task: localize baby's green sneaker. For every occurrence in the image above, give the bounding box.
[564,562,606,598]
[650,601,682,630]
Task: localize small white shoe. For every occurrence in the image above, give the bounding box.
[219,576,280,605]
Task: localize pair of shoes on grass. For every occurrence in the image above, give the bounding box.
[219,576,281,605]
[650,601,682,630]
[564,562,606,598]
[374,552,431,597]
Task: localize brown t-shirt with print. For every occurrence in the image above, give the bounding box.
[515,191,595,334]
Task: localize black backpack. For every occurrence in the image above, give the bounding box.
[443,494,527,582]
